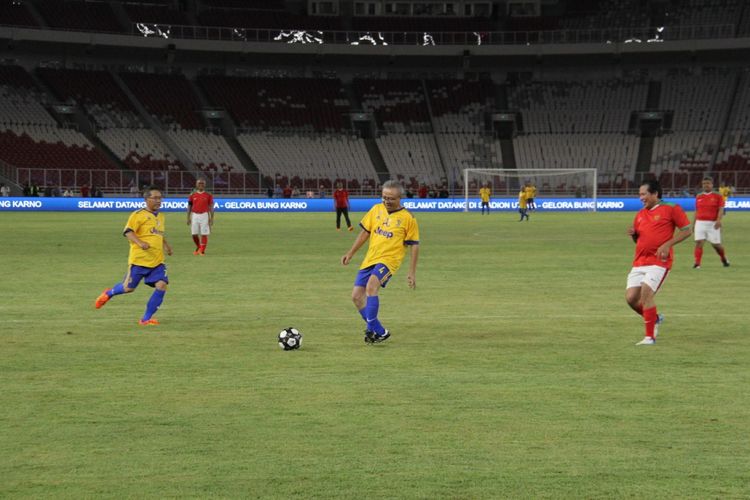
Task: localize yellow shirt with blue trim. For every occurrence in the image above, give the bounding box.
[479,187,491,203]
[124,209,166,268]
[719,186,731,201]
[359,203,419,274]
[518,190,528,209]
[525,186,536,198]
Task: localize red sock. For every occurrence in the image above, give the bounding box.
[643,307,657,338]
[192,235,200,248]
[694,247,703,265]
[715,247,726,261]
[200,235,208,251]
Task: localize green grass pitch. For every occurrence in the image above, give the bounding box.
[1,210,749,498]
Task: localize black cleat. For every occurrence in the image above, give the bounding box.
[723,260,730,267]
[693,264,701,269]
[364,330,375,343]
[370,330,391,343]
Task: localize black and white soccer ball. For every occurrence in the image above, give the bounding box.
[278,327,302,351]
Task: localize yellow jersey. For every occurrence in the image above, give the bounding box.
[359,203,419,274]
[124,208,166,268]
[719,186,732,201]
[525,186,537,198]
[479,187,491,203]
[518,190,528,209]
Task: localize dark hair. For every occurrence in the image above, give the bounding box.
[702,176,713,182]
[640,179,662,198]
[143,185,161,199]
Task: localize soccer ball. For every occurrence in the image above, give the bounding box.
[278,327,302,351]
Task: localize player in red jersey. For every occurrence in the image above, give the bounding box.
[187,178,214,255]
[333,182,353,232]
[693,177,729,269]
[626,180,691,345]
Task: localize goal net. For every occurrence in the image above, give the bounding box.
[462,168,598,212]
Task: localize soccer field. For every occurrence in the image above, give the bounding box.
[1,211,749,498]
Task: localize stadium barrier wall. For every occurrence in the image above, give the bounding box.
[1,197,749,212]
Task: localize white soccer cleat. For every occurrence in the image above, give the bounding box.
[636,336,656,346]
[654,314,664,337]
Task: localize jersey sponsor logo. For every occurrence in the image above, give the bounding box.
[374,226,394,238]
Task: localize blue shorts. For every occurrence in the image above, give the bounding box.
[125,264,168,289]
[354,263,392,288]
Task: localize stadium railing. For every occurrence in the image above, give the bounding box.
[129,23,737,46]
[13,167,749,197]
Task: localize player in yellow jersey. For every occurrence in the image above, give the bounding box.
[518,187,530,221]
[341,180,420,343]
[94,186,173,325]
[718,182,733,215]
[479,182,491,215]
[524,182,537,211]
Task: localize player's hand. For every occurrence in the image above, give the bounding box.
[714,221,722,230]
[626,226,636,236]
[186,220,190,226]
[407,273,416,289]
[341,254,352,265]
[139,241,150,250]
[656,243,670,261]
[166,246,173,256]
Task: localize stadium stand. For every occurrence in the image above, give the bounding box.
[35,0,123,33]
[197,75,350,132]
[651,68,735,182]
[0,65,117,189]
[237,132,376,191]
[508,78,645,191]
[0,0,39,28]
[37,67,184,174]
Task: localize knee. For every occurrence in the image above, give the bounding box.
[155,281,168,291]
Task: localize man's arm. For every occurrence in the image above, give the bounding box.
[627,226,638,243]
[125,230,149,250]
[209,205,215,227]
[406,244,419,289]
[341,229,369,265]
[656,227,692,261]
[163,237,173,256]
[187,200,192,226]
[714,200,724,229]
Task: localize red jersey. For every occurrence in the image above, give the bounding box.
[188,191,213,213]
[632,202,691,269]
[694,192,724,221]
[333,188,350,209]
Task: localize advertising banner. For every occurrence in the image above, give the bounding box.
[1,197,749,212]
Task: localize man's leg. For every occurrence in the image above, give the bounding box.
[625,286,643,316]
[639,283,658,341]
[712,243,729,266]
[352,285,367,323]
[343,209,353,230]
[192,234,200,253]
[336,208,342,230]
[363,275,386,336]
[200,235,208,254]
[95,270,137,308]
[140,280,167,325]
[694,239,705,268]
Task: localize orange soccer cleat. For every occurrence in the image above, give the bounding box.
[138,318,160,326]
[94,289,112,309]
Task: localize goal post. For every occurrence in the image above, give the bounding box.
[462,168,598,212]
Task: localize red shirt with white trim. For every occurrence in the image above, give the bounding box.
[695,192,724,221]
[632,202,691,269]
[333,188,350,209]
[188,191,213,214]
